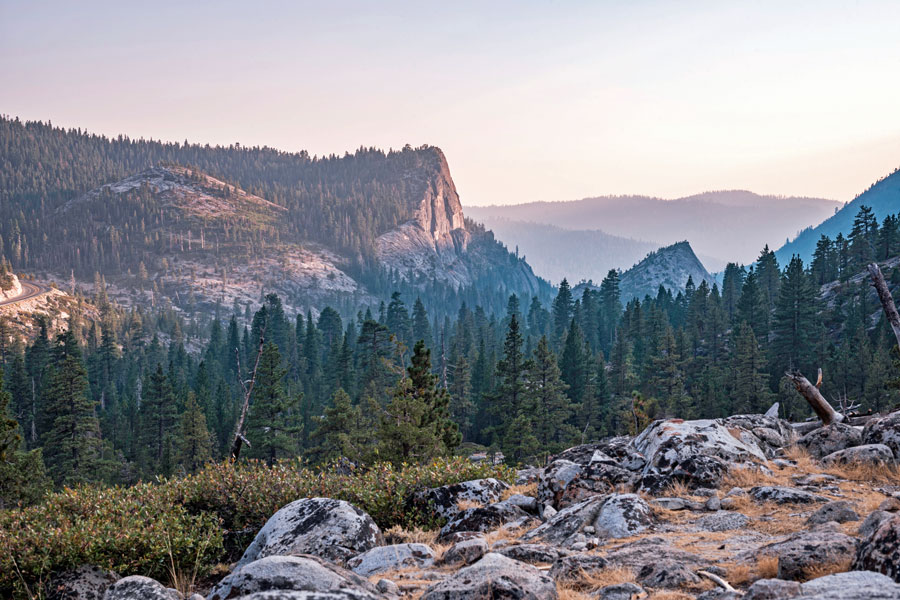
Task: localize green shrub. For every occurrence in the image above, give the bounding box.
[0,457,514,598]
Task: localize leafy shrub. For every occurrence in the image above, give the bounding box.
[0,457,513,598]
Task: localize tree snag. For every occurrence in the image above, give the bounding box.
[786,370,844,425]
[230,330,266,462]
[867,262,900,350]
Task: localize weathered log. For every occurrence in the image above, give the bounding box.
[786,370,844,425]
[868,263,900,349]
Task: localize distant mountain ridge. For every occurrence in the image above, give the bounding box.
[470,217,659,284]
[574,241,714,302]
[776,166,900,265]
[467,190,841,267]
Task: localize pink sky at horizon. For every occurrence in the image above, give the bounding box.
[3,1,900,206]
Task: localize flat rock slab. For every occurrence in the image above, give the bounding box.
[47,566,119,600]
[208,554,379,600]
[806,501,859,525]
[695,511,751,532]
[420,553,557,600]
[102,576,180,600]
[237,498,382,568]
[750,486,829,504]
[496,543,570,565]
[758,526,858,581]
[800,570,900,599]
[853,513,900,583]
[822,444,895,466]
[347,543,436,576]
[415,478,509,521]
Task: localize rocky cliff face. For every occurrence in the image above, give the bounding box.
[376,148,471,284]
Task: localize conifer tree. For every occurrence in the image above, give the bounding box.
[552,279,573,344]
[524,336,573,450]
[488,314,528,448]
[411,298,432,349]
[141,363,177,473]
[730,323,772,414]
[42,331,102,486]
[377,341,459,465]
[177,392,212,473]
[309,388,366,463]
[771,256,819,377]
[246,342,301,465]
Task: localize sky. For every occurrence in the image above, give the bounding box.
[3,0,900,206]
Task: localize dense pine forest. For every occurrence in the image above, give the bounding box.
[1,203,899,508]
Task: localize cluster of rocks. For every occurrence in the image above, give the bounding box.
[46,409,900,600]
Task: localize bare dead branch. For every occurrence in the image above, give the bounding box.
[868,262,900,350]
[786,370,844,425]
[230,328,266,462]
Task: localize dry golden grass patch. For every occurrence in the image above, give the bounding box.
[383,525,439,545]
[723,554,778,587]
[556,584,595,600]
[501,482,537,500]
[484,524,528,546]
[823,459,900,486]
[646,592,696,600]
[456,499,484,512]
[720,464,779,489]
[578,565,637,588]
[799,557,853,582]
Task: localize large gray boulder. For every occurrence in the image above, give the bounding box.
[750,486,829,504]
[420,553,557,600]
[862,410,900,460]
[537,460,582,510]
[806,501,859,525]
[346,543,436,577]
[822,444,895,466]
[415,478,508,521]
[440,537,488,566]
[496,544,570,565]
[721,414,797,457]
[745,578,801,599]
[102,576,180,600]
[634,418,768,492]
[797,423,861,458]
[853,513,900,583]
[438,501,536,540]
[47,566,119,600]
[208,555,379,600]
[547,553,608,582]
[859,510,894,539]
[758,525,858,581]
[800,570,900,599]
[236,498,382,568]
[637,559,700,588]
[522,494,652,547]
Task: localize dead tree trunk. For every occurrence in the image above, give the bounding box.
[786,370,844,425]
[868,263,900,350]
[230,331,266,462]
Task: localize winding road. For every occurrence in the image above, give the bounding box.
[0,280,51,307]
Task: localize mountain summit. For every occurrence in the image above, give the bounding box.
[618,241,714,301]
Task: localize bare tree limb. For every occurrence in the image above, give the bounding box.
[786,370,844,425]
[868,262,900,350]
[230,329,266,462]
[697,570,738,593]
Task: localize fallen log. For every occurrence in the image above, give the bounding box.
[786,370,844,425]
[868,262,900,350]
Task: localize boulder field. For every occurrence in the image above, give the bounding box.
[47,410,900,599]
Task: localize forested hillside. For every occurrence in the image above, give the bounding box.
[2,205,899,507]
[777,166,900,264]
[0,116,551,319]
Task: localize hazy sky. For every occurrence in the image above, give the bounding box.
[3,1,900,206]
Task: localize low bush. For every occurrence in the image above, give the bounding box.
[0,457,513,598]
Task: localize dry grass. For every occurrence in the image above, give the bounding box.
[799,558,852,582]
[823,459,900,485]
[456,499,484,512]
[722,554,779,588]
[383,525,439,545]
[501,482,538,500]
[579,566,637,588]
[484,524,528,546]
[556,584,595,600]
[720,463,778,489]
[647,592,696,600]
[662,480,696,499]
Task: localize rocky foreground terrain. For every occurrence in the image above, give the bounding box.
[49,410,900,600]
